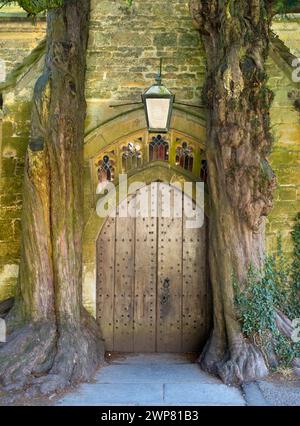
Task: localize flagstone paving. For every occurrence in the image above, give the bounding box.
[57,353,246,406]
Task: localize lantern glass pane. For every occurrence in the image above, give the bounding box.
[146,98,170,130]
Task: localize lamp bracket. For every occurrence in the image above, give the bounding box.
[155,58,163,86]
[109,102,143,108]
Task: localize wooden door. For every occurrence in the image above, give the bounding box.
[96,184,209,353]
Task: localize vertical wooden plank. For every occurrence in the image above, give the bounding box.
[182,195,207,352]
[157,183,183,352]
[113,196,135,352]
[134,186,157,352]
[96,216,116,351]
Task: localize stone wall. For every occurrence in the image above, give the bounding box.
[0,13,46,300]
[267,16,300,253]
[85,0,204,132]
[0,3,299,303]
[0,13,45,75]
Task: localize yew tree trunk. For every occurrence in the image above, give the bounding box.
[190,0,277,384]
[0,0,104,398]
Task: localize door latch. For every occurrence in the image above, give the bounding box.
[160,278,170,305]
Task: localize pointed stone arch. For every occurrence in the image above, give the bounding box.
[82,108,207,317]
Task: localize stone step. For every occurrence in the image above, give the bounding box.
[58,382,245,406]
[107,352,198,365]
[95,364,220,384]
[59,383,163,405]
[164,383,245,405]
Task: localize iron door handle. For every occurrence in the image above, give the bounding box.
[160,278,170,305]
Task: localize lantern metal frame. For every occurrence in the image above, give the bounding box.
[141,60,175,133]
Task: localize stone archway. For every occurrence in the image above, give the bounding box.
[82,108,208,326]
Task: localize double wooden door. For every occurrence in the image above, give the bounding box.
[96,183,209,353]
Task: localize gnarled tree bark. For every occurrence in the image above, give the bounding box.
[0,0,104,399]
[190,0,277,385]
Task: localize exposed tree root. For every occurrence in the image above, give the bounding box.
[0,323,57,392]
[0,311,104,401]
[275,310,300,376]
[200,334,268,386]
[275,309,295,339]
[200,309,300,384]
[48,316,105,392]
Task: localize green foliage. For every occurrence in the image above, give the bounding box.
[274,333,297,366]
[234,259,278,336]
[0,0,63,14]
[234,216,300,368]
[126,0,133,6]
[274,0,300,14]
[291,213,300,292]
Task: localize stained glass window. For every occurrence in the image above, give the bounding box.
[175,140,194,172]
[149,134,169,162]
[97,155,115,184]
[122,141,142,172]
[200,159,208,183]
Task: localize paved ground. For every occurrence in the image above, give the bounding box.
[256,377,300,406]
[57,353,245,406]
[243,375,300,406]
